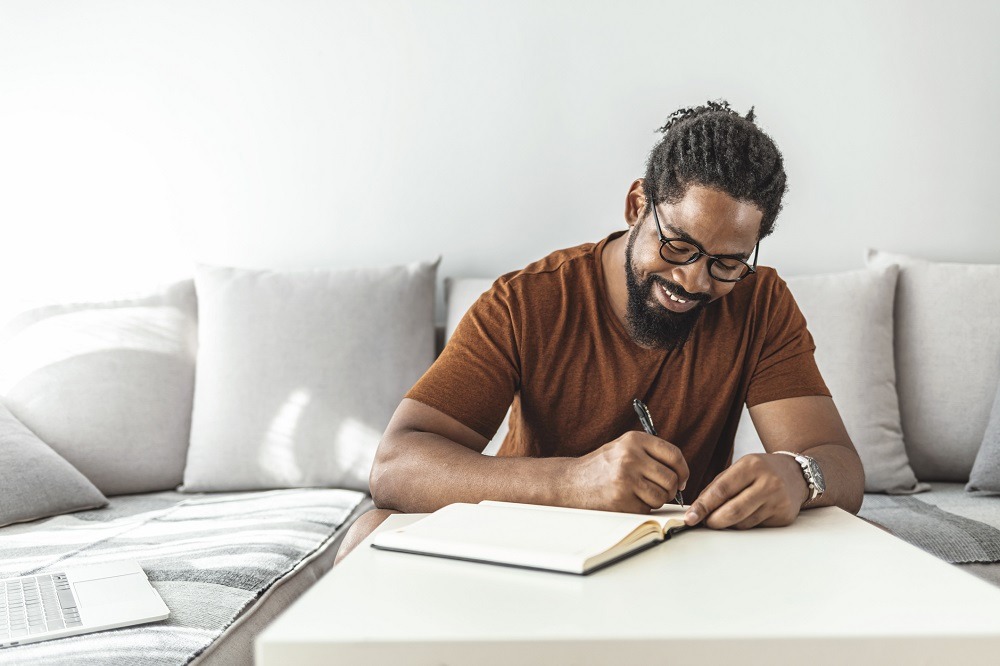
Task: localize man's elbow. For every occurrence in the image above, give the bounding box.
[842,449,866,515]
[368,438,399,510]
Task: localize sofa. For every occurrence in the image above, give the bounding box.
[0,261,437,664]
[2,248,999,664]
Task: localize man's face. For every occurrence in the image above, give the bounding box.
[623,184,763,350]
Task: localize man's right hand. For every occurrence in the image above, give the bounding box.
[567,431,689,514]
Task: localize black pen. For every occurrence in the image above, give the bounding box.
[632,398,684,507]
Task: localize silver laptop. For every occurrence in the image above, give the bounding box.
[0,560,169,649]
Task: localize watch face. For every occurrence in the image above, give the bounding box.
[808,458,826,493]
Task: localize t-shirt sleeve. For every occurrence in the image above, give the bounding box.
[745,274,831,408]
[404,278,521,440]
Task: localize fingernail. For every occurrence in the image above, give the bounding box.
[685,510,700,524]
[680,480,687,491]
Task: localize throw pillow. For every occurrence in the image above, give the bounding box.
[181,260,438,493]
[0,281,198,495]
[0,401,108,527]
[733,266,926,493]
[966,378,1000,494]
[866,250,1000,481]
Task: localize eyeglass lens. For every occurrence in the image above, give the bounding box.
[660,239,750,281]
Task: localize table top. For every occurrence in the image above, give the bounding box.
[257,506,1000,665]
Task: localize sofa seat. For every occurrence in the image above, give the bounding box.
[860,483,1000,588]
[0,488,371,665]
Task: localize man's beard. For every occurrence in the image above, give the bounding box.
[623,228,710,351]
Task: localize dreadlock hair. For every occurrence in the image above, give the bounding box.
[642,99,787,240]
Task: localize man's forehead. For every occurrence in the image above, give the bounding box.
[666,186,763,231]
[661,216,757,260]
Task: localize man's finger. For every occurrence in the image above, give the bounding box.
[638,435,690,491]
[638,458,681,502]
[703,481,767,529]
[633,477,670,512]
[684,464,754,526]
[731,503,772,530]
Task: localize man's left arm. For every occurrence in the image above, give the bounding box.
[684,395,865,529]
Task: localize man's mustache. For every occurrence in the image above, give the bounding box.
[649,276,710,303]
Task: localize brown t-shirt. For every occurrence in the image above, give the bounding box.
[406,231,830,497]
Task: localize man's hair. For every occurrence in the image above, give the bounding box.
[642,99,787,240]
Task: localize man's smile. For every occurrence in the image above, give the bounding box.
[653,282,702,314]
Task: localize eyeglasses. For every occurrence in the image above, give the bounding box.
[649,197,759,283]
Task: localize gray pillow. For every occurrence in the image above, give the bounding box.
[866,250,1000,481]
[0,401,107,527]
[181,260,438,493]
[733,266,926,494]
[0,281,199,495]
[967,380,1000,494]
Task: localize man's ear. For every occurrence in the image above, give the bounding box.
[624,179,647,229]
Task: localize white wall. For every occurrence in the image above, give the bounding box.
[1,0,998,318]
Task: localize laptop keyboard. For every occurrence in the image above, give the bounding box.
[1,573,82,641]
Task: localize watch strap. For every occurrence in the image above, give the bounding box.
[773,451,822,505]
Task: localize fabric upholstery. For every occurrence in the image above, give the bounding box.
[967,378,1000,494]
[0,402,107,527]
[866,250,1000,481]
[0,488,365,663]
[182,261,438,493]
[0,281,198,495]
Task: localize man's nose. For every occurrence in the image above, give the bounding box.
[670,258,713,297]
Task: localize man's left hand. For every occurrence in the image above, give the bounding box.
[683,453,809,529]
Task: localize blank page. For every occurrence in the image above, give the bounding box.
[372,502,661,573]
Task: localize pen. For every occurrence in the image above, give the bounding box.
[632,398,684,507]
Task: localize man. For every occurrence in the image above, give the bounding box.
[335,100,864,565]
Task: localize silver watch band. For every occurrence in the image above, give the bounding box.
[773,451,821,505]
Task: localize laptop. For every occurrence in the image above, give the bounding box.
[1,560,169,649]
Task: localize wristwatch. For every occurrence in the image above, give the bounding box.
[774,451,825,506]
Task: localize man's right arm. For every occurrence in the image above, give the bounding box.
[369,398,689,514]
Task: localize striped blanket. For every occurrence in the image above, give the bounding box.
[0,488,365,665]
[860,484,1000,564]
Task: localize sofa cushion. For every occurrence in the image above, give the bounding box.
[860,483,1000,564]
[0,488,366,663]
[736,268,923,493]
[182,261,438,493]
[0,281,198,495]
[0,402,108,527]
[866,250,1000,481]
[967,377,1000,494]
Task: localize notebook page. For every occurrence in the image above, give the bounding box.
[372,502,661,573]
[481,500,687,532]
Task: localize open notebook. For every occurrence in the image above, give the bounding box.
[370,500,691,575]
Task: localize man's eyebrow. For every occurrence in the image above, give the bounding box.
[664,222,751,260]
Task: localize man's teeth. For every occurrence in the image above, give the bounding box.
[662,285,686,303]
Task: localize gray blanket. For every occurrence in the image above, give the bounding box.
[0,488,365,665]
[860,485,1000,564]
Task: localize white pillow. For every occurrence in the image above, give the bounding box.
[445,277,508,455]
[732,266,925,493]
[181,261,438,493]
[866,250,1000,481]
[0,281,198,496]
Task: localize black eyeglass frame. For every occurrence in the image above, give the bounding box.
[649,197,760,283]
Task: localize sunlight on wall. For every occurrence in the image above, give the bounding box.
[1,0,997,312]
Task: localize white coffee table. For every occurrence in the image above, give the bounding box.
[257,507,1000,665]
